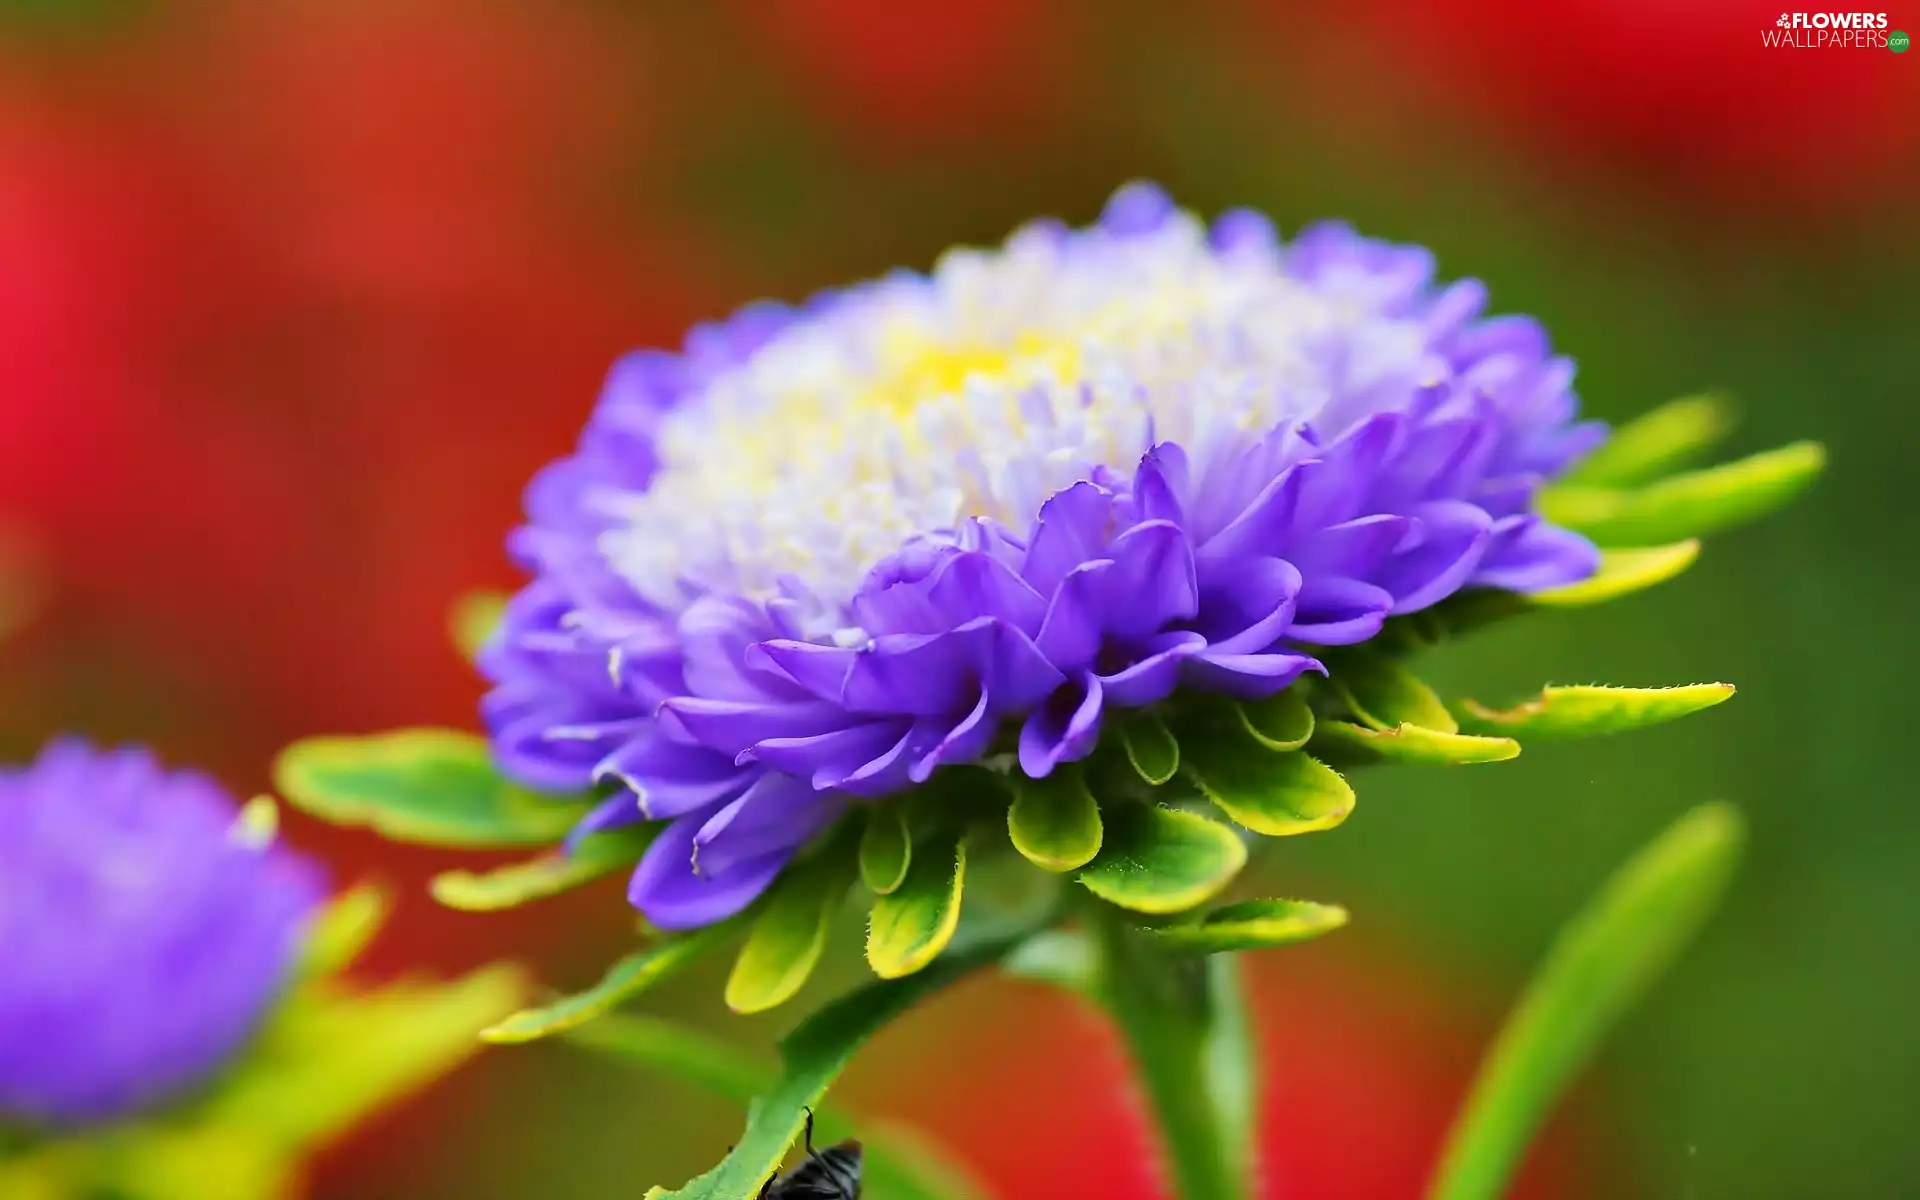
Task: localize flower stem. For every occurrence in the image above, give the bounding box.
[1092,905,1256,1200]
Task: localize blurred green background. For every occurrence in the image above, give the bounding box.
[1,1,1913,1196]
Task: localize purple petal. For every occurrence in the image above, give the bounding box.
[628,816,789,930]
[1376,500,1495,614]
[1018,674,1106,778]
[1289,577,1394,645]
[1105,520,1199,640]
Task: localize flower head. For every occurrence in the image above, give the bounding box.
[481,182,1605,931]
[0,739,326,1127]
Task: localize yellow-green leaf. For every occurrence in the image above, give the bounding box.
[1147,898,1350,954]
[1530,540,1699,608]
[484,917,745,1043]
[1428,804,1744,1200]
[229,795,280,850]
[859,804,913,895]
[1236,687,1315,751]
[450,590,510,661]
[1007,765,1103,872]
[274,729,591,848]
[1312,720,1520,767]
[1564,393,1736,488]
[296,883,392,979]
[1116,708,1181,785]
[205,964,526,1152]
[430,824,654,912]
[725,852,853,1014]
[1328,654,1457,733]
[1459,683,1735,740]
[867,830,967,979]
[1542,440,1824,547]
[1184,749,1355,836]
[1077,804,1247,915]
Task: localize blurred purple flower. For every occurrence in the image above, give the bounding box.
[0,740,325,1127]
[481,183,1606,930]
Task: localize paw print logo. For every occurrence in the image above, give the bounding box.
[1777,13,1792,26]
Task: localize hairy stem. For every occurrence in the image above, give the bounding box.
[1092,906,1256,1200]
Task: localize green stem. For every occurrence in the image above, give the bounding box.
[1092,906,1255,1200]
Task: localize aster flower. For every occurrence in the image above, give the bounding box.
[0,739,521,1198]
[279,182,1818,1026]
[272,183,1818,1200]
[479,181,1607,927]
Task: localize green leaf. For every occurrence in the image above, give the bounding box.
[1458,683,1735,740]
[859,804,913,895]
[648,934,1022,1199]
[1007,764,1104,872]
[1147,898,1351,954]
[1529,540,1699,608]
[1117,708,1181,785]
[275,729,593,848]
[483,917,745,1043]
[1542,440,1824,547]
[450,590,510,661]
[1427,803,1745,1200]
[1564,393,1736,488]
[1183,749,1355,836]
[1234,688,1315,752]
[1311,720,1520,767]
[868,830,968,979]
[1077,804,1247,915]
[1327,654,1458,733]
[202,964,527,1152]
[566,1015,990,1200]
[296,883,392,979]
[430,824,655,912]
[725,850,853,1014]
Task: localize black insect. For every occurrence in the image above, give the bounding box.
[756,1108,863,1199]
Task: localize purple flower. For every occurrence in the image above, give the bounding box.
[481,183,1606,932]
[0,740,326,1127]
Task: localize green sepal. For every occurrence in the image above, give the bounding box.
[430,823,655,912]
[1529,540,1700,608]
[646,933,1024,1200]
[1183,747,1355,836]
[867,829,967,979]
[274,728,592,848]
[1428,803,1745,1200]
[1234,687,1315,751]
[483,916,746,1043]
[859,804,913,895]
[1312,720,1520,767]
[1007,764,1104,872]
[726,840,856,1014]
[1563,393,1736,488]
[1541,440,1824,547]
[1116,708,1181,785]
[1146,897,1350,954]
[1458,683,1735,740]
[1326,654,1458,733]
[1076,803,1247,915]
[999,928,1098,994]
[450,590,510,661]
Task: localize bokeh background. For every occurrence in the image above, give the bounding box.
[2,1,1914,1196]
